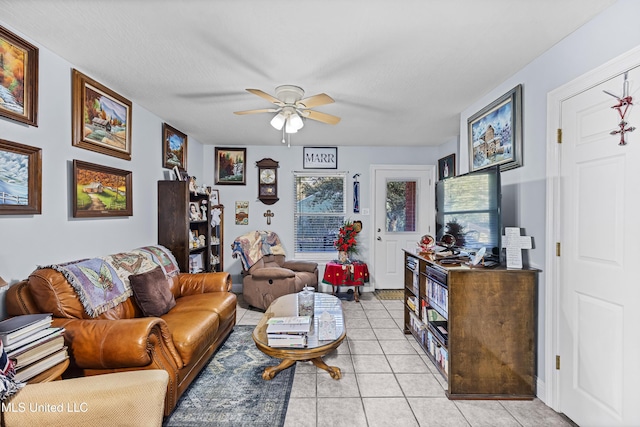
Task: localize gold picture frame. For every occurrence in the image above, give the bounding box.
[0,25,38,126]
[72,69,132,160]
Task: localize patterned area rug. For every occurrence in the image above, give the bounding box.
[163,325,295,427]
[374,289,405,300]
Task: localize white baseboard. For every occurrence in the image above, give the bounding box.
[536,376,546,403]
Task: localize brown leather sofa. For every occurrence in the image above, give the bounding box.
[242,254,318,310]
[5,250,236,416]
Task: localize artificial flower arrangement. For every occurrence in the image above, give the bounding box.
[334,220,359,261]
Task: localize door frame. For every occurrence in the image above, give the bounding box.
[369,164,435,290]
[545,44,640,410]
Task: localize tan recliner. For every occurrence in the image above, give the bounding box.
[241,254,318,310]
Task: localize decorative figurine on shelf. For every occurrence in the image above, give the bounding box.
[211,207,222,226]
[417,234,435,255]
[189,176,197,194]
[334,220,360,264]
[199,199,208,219]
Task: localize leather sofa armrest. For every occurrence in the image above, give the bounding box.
[250,267,296,280]
[54,317,183,369]
[178,271,232,295]
[282,260,318,273]
[4,370,169,427]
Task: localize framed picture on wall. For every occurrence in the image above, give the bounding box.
[468,84,523,172]
[72,159,132,217]
[162,123,187,169]
[72,69,133,160]
[0,139,42,215]
[438,153,456,180]
[215,147,246,185]
[209,189,220,205]
[0,26,38,126]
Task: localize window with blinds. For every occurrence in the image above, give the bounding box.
[293,172,347,258]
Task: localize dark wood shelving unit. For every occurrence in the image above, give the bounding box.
[403,249,538,399]
[158,180,224,273]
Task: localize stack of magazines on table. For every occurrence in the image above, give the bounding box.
[0,313,68,382]
[266,316,311,348]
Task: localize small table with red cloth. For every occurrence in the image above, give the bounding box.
[322,261,369,302]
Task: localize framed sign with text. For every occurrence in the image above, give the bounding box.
[303,146,337,169]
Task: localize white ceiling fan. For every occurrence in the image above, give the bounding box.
[234,85,341,138]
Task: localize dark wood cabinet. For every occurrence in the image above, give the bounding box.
[158,180,223,273]
[403,249,538,399]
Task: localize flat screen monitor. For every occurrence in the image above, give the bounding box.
[435,165,501,261]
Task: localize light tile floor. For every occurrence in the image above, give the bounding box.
[236,292,575,427]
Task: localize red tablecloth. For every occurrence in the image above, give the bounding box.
[322,261,369,287]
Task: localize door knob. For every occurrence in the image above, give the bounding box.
[377,237,382,241]
[377,228,381,232]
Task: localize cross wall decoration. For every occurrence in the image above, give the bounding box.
[604,72,635,146]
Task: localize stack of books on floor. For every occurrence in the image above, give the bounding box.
[266,316,311,348]
[0,313,68,382]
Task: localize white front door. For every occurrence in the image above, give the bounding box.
[554,66,640,426]
[371,165,435,289]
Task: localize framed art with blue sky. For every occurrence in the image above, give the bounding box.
[163,123,188,169]
[468,84,522,172]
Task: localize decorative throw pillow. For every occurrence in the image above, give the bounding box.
[129,266,176,317]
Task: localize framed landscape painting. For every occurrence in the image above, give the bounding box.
[468,84,522,172]
[73,160,132,218]
[162,123,187,169]
[0,139,41,215]
[72,69,132,160]
[215,147,246,185]
[0,25,38,126]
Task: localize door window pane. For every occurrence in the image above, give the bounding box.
[386,180,416,232]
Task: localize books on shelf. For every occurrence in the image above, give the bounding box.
[0,313,52,346]
[14,346,69,383]
[266,316,311,335]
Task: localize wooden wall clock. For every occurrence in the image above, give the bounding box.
[256,158,279,205]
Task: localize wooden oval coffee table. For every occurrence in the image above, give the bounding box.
[253,292,346,380]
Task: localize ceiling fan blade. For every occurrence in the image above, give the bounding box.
[234,108,279,115]
[246,89,284,106]
[297,93,334,109]
[302,110,341,125]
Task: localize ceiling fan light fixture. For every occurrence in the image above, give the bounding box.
[270,112,286,130]
[289,113,304,131]
[285,115,298,134]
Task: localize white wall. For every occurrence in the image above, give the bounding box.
[203,144,435,287]
[457,0,640,388]
[0,22,205,288]
[0,20,441,294]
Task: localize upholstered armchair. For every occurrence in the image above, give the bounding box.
[241,254,318,310]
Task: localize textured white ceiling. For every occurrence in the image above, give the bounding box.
[0,0,616,146]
